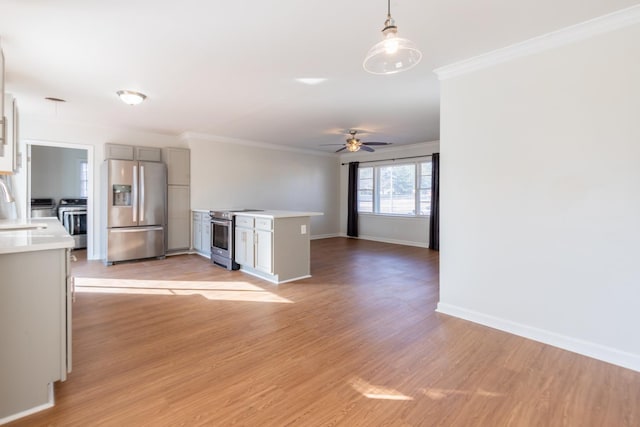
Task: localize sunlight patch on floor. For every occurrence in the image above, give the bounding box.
[349,377,414,401]
[74,277,292,303]
[420,387,505,400]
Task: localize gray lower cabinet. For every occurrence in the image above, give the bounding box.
[0,248,71,422]
[192,211,210,256]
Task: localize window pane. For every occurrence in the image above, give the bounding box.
[418,161,432,215]
[378,164,415,215]
[80,161,88,198]
[358,167,373,212]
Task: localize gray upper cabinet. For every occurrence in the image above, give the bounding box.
[135,146,162,162]
[104,143,134,160]
[104,143,162,162]
[164,147,190,186]
[1,45,4,150]
[0,93,18,174]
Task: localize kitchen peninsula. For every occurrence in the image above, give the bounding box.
[234,210,322,284]
[0,218,74,424]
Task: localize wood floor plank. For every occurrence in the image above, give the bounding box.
[6,238,639,426]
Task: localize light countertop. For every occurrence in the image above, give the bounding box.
[195,209,323,219]
[0,218,74,255]
[233,210,323,219]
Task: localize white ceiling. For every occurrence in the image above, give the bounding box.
[1,0,638,153]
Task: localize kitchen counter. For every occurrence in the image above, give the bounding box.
[0,217,74,254]
[0,217,73,423]
[232,210,323,219]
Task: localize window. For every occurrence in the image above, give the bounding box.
[79,160,88,198]
[358,160,432,216]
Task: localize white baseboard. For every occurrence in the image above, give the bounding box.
[310,233,341,240]
[436,303,640,372]
[0,383,54,425]
[166,250,192,257]
[351,234,429,248]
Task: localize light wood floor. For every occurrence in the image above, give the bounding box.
[8,238,640,426]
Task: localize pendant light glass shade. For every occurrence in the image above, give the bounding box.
[363,1,422,75]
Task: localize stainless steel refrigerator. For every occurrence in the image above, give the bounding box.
[103,159,166,265]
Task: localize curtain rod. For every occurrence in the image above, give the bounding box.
[341,154,435,166]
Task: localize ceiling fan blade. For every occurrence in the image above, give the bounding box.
[362,142,392,146]
[359,145,375,152]
[320,143,348,146]
[335,147,347,153]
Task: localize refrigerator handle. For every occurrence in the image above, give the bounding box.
[140,164,145,222]
[132,164,138,222]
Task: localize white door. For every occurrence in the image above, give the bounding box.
[201,217,211,254]
[193,212,202,252]
[255,229,272,273]
[235,227,254,267]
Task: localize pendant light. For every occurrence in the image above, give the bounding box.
[363,0,422,75]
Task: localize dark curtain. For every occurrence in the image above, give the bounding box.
[347,161,359,237]
[429,153,440,251]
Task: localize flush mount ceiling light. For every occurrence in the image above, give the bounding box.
[116,90,147,105]
[295,78,328,86]
[363,0,422,75]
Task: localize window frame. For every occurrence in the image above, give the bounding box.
[357,159,432,218]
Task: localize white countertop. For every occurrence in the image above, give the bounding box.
[0,218,74,255]
[233,210,323,219]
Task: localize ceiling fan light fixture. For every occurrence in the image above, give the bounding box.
[117,90,147,105]
[363,1,422,75]
[346,142,361,152]
[346,136,361,152]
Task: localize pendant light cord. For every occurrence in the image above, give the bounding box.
[387,0,391,18]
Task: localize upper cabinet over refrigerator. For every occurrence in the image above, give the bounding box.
[106,159,166,228]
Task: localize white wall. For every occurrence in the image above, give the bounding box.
[186,134,340,238]
[338,142,439,247]
[438,22,640,370]
[31,145,87,200]
[16,116,185,259]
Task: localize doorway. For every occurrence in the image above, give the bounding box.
[25,140,95,259]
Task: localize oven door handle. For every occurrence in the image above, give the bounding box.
[210,219,230,227]
[65,212,75,235]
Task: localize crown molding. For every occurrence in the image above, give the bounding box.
[434,4,640,80]
[180,131,335,158]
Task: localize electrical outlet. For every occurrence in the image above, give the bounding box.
[301,224,307,234]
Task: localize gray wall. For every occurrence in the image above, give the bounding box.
[31,145,87,201]
[187,134,340,238]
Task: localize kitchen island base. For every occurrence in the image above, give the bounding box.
[234,212,321,284]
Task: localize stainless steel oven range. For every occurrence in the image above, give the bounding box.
[58,198,87,249]
[30,198,57,218]
[209,209,262,270]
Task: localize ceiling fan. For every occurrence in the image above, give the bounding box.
[322,130,392,153]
